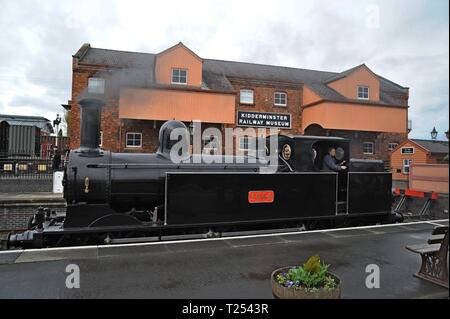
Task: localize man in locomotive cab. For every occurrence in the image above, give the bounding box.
[322,147,347,172]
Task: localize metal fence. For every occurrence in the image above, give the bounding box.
[0,155,61,180]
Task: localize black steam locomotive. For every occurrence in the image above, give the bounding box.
[5,98,402,249]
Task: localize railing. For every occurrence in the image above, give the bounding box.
[0,154,63,180]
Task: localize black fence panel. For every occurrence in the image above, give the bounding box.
[0,154,63,180]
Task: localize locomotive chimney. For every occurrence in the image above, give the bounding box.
[78,98,104,155]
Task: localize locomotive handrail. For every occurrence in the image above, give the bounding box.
[86,163,278,170]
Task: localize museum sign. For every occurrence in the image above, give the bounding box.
[237,111,291,129]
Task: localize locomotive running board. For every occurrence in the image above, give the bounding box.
[108,226,307,244]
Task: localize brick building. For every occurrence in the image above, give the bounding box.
[65,42,409,161]
[391,139,449,181]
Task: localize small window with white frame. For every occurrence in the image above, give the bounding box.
[388,142,398,151]
[203,135,219,152]
[357,86,369,100]
[240,89,254,104]
[403,159,412,174]
[274,92,287,106]
[401,147,414,154]
[88,77,105,94]
[363,142,374,155]
[171,68,187,85]
[126,132,142,148]
[239,136,254,151]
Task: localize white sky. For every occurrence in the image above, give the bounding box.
[0,0,448,139]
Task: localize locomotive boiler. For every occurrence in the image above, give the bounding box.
[4,98,402,249]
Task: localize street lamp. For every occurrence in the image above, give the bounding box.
[430,127,438,142]
[53,114,61,147]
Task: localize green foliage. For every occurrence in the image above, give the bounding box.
[303,255,321,274]
[276,255,337,291]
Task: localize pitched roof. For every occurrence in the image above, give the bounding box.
[0,114,53,133]
[76,44,408,105]
[411,139,449,154]
[157,42,203,62]
[324,64,367,83]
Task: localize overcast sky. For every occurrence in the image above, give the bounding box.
[0,0,448,139]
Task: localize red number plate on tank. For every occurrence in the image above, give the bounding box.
[248,190,275,203]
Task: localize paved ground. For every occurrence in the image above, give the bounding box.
[0,220,448,299]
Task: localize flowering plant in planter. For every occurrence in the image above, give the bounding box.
[271,255,341,299]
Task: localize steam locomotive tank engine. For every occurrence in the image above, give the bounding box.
[4,98,401,249]
[62,98,273,228]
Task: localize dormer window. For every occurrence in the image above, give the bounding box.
[357,86,369,100]
[172,68,187,85]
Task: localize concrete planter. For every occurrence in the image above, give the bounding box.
[271,267,341,299]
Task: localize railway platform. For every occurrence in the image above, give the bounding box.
[0,219,448,299]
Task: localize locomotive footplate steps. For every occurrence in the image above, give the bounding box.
[0,220,448,298]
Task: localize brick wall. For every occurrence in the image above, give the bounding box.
[229,79,303,136]
[0,203,66,235]
[323,129,407,161]
[121,119,161,153]
[70,64,122,152]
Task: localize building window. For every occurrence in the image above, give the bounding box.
[363,142,374,155]
[401,147,414,154]
[274,92,287,106]
[99,131,103,147]
[240,89,254,104]
[239,136,250,150]
[171,69,187,85]
[88,78,105,94]
[357,86,369,100]
[388,142,398,151]
[403,159,412,174]
[203,135,219,152]
[126,132,142,148]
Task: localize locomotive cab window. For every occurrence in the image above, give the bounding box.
[311,141,348,171]
[126,133,142,148]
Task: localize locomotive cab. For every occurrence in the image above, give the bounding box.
[271,135,350,172]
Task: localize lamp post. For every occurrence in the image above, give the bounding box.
[430,127,438,142]
[53,114,61,147]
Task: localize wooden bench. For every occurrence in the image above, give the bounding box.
[406,226,449,289]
